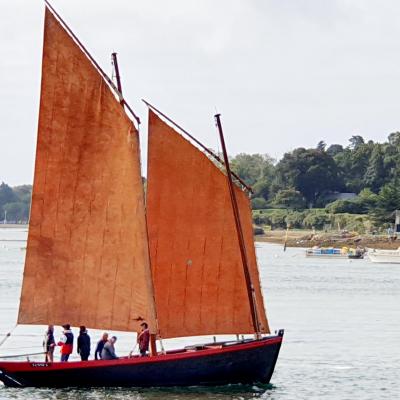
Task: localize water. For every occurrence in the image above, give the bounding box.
[0,228,399,399]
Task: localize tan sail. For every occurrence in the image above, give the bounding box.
[18,9,157,333]
[146,110,270,339]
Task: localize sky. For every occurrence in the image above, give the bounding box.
[1,0,400,185]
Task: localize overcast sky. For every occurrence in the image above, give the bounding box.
[1,0,400,185]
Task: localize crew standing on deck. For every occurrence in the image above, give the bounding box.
[77,326,91,361]
[94,332,109,360]
[138,322,150,356]
[58,324,74,362]
[43,325,55,362]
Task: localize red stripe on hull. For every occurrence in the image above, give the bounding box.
[0,335,283,387]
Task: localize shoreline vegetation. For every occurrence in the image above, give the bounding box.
[0,224,398,250]
[254,229,400,250]
[3,133,400,249]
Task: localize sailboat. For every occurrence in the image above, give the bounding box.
[0,2,283,388]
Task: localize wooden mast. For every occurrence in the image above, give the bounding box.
[111,53,157,356]
[214,114,261,337]
[111,52,123,105]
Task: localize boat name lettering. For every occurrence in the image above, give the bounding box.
[31,363,50,368]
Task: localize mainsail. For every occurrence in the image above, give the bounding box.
[146,110,270,339]
[18,8,157,333]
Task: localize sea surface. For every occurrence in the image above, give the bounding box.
[0,227,398,400]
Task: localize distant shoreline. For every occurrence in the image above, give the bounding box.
[1,225,398,250]
[0,224,28,229]
[255,229,400,250]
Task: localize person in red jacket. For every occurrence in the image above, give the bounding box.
[58,324,74,362]
[137,322,150,357]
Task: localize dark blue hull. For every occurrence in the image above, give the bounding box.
[0,333,283,388]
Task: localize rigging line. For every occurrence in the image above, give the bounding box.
[43,0,141,127]
[0,325,17,349]
[0,351,46,359]
[142,99,253,194]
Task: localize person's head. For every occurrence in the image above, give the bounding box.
[47,325,54,333]
[102,332,109,341]
[140,322,148,331]
[79,325,86,334]
[62,324,71,331]
[110,336,117,344]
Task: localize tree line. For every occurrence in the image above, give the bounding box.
[230,132,400,228]
[0,183,31,223]
[2,132,400,228]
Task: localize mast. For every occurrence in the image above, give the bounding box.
[111,53,123,105]
[214,114,261,337]
[111,52,158,356]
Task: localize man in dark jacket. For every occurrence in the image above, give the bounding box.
[138,322,150,357]
[101,336,118,360]
[77,326,91,361]
[94,332,108,360]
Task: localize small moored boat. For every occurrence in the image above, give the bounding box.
[367,248,400,263]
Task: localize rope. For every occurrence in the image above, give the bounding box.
[0,351,45,359]
[0,324,17,348]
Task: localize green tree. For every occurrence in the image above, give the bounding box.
[275,148,341,205]
[326,144,344,157]
[370,180,400,225]
[316,140,326,152]
[230,154,274,186]
[272,189,306,209]
[251,197,268,210]
[349,135,365,149]
[363,145,386,192]
[0,182,17,209]
[2,202,29,222]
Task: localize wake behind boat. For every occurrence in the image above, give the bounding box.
[0,1,283,388]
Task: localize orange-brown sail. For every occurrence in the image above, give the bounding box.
[18,9,157,333]
[146,110,269,339]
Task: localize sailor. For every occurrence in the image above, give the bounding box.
[138,322,150,356]
[43,325,55,363]
[58,324,74,362]
[77,326,91,361]
[101,336,118,360]
[94,332,108,360]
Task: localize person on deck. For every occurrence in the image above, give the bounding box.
[58,324,74,362]
[77,326,91,361]
[94,332,108,360]
[43,325,55,363]
[138,322,150,357]
[101,336,118,360]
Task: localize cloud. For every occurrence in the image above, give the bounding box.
[1,0,400,185]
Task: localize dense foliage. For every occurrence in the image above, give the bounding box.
[231,133,400,229]
[0,183,31,223]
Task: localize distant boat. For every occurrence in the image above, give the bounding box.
[306,247,364,259]
[367,248,400,263]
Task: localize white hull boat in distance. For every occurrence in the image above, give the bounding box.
[367,248,400,263]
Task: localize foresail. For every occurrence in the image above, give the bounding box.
[146,110,269,339]
[18,9,157,333]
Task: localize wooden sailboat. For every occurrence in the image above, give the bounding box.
[0,3,283,388]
